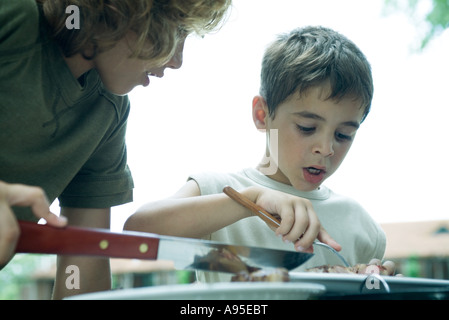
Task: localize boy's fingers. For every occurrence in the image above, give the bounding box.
[382,260,396,275]
[294,227,341,253]
[368,258,381,266]
[316,227,342,252]
[292,212,320,251]
[7,184,49,207]
[7,184,67,227]
[274,205,294,237]
[283,211,309,243]
[29,196,67,227]
[39,211,68,227]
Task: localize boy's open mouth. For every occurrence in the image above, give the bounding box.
[305,167,325,175]
[303,166,326,184]
[146,71,163,78]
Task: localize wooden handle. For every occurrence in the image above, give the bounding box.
[16,220,161,260]
[223,186,281,228]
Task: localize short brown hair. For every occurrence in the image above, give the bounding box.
[260,26,373,122]
[39,0,231,65]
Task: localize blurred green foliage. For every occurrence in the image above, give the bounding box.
[384,0,449,49]
[0,254,54,300]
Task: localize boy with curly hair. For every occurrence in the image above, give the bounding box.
[0,0,231,298]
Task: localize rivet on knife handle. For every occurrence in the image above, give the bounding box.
[99,240,109,250]
[139,243,149,253]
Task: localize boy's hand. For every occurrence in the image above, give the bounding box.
[0,181,67,269]
[253,188,341,253]
[366,258,397,276]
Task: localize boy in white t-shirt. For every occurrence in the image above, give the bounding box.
[125,26,387,280]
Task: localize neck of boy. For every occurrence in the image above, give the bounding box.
[62,53,95,83]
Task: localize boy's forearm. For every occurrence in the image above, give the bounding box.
[125,190,258,238]
[52,207,111,299]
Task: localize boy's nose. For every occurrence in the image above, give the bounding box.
[166,51,183,69]
[313,138,334,157]
[166,40,185,70]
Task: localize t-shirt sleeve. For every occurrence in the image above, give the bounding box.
[188,171,253,196]
[58,97,134,208]
[347,200,387,263]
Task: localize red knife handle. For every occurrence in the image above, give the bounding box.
[16,220,160,260]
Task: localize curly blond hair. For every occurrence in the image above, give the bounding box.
[38,0,231,65]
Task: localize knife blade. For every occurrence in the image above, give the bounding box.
[15,220,312,273]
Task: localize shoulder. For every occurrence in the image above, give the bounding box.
[0,0,40,50]
[328,190,386,245]
[188,169,256,195]
[320,189,384,235]
[0,0,39,22]
[319,189,386,261]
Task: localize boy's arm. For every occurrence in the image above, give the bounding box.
[124,180,341,253]
[124,180,252,239]
[52,207,111,300]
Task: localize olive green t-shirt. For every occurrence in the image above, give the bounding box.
[0,0,134,220]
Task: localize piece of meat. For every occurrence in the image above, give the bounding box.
[306,263,389,275]
[353,263,390,275]
[191,248,260,274]
[306,265,355,274]
[231,268,290,282]
[193,248,392,282]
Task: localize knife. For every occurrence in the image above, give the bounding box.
[16,220,312,273]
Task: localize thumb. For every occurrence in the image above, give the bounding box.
[317,227,342,252]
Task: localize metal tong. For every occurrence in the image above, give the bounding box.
[223,186,350,267]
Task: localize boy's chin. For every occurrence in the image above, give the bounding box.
[102,81,136,96]
[107,87,132,96]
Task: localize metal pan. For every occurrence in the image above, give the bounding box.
[66,282,326,300]
[289,272,449,299]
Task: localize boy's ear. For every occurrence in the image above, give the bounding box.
[252,95,268,130]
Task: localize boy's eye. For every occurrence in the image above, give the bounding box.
[297,125,315,134]
[335,132,353,142]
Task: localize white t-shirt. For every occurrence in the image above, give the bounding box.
[189,168,386,283]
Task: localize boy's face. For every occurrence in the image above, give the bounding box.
[93,32,185,95]
[253,84,365,191]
